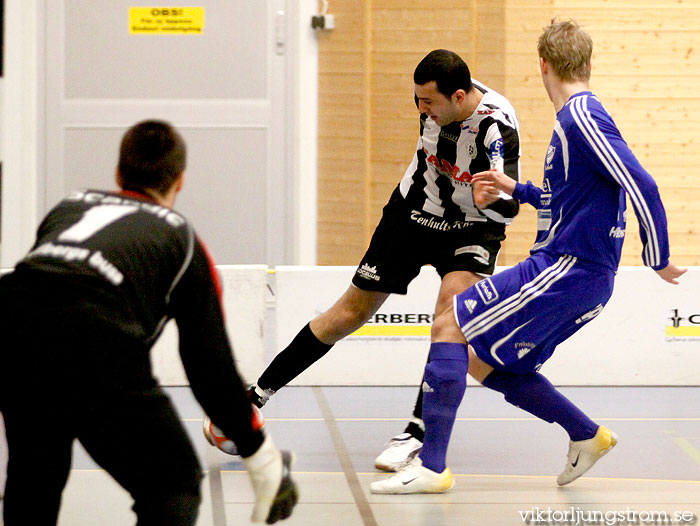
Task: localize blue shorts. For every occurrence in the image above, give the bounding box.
[453,252,615,374]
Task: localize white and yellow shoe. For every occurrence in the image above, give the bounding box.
[557,426,618,486]
[370,457,454,494]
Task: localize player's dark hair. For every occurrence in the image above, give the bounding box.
[414,49,472,98]
[118,120,186,195]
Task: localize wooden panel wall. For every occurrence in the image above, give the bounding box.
[318,0,700,267]
[317,3,368,264]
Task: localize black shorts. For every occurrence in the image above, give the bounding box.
[351,187,507,294]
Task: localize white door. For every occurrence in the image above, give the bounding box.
[43,0,294,265]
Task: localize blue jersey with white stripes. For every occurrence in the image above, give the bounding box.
[513,92,669,271]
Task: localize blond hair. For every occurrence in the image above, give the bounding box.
[537,19,592,82]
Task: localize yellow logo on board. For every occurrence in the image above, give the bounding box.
[666,326,700,337]
[351,325,431,337]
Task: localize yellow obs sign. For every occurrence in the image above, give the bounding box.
[129,7,205,34]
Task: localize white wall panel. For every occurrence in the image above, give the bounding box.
[101,265,700,387]
[272,266,700,387]
[151,265,269,385]
[63,3,266,99]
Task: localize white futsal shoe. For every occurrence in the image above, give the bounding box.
[370,457,454,494]
[374,433,423,471]
[557,425,618,486]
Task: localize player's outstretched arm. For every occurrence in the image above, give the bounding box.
[472,169,517,195]
[471,169,518,209]
[655,261,687,285]
[471,178,500,209]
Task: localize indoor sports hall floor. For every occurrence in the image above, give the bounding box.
[2,385,700,526]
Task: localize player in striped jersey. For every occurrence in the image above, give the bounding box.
[247,50,521,469]
[371,19,685,494]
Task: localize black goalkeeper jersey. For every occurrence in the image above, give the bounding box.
[17,188,213,345]
[4,188,259,447]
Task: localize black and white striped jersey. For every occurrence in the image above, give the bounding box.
[399,80,521,223]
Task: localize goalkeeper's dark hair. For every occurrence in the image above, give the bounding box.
[414,49,472,98]
[118,120,186,195]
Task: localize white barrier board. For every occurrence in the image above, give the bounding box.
[542,267,700,385]
[151,265,268,385]
[273,266,700,386]
[275,265,441,386]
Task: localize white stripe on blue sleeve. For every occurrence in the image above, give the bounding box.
[568,96,661,266]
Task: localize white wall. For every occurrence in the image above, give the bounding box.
[1,0,40,267]
[292,0,319,265]
[0,1,319,266]
[151,266,270,385]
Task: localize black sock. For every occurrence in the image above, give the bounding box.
[404,421,424,442]
[411,381,424,419]
[257,323,333,392]
[402,383,425,441]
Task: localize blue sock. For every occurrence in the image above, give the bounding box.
[419,342,469,473]
[482,370,598,441]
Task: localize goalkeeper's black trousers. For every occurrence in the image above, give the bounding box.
[2,385,203,526]
[0,292,203,526]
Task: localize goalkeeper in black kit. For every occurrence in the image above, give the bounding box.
[0,120,298,525]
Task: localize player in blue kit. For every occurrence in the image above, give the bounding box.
[371,19,686,494]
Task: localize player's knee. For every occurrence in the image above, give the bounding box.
[321,291,379,332]
[340,303,374,329]
[430,309,462,342]
[484,370,534,406]
[423,344,469,406]
[133,481,202,525]
[425,360,465,393]
[318,307,368,340]
[423,361,466,417]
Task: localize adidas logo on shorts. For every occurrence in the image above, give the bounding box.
[422,381,434,393]
[464,299,477,313]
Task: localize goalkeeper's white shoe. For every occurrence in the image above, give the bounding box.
[557,426,618,486]
[370,457,454,494]
[374,433,422,472]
